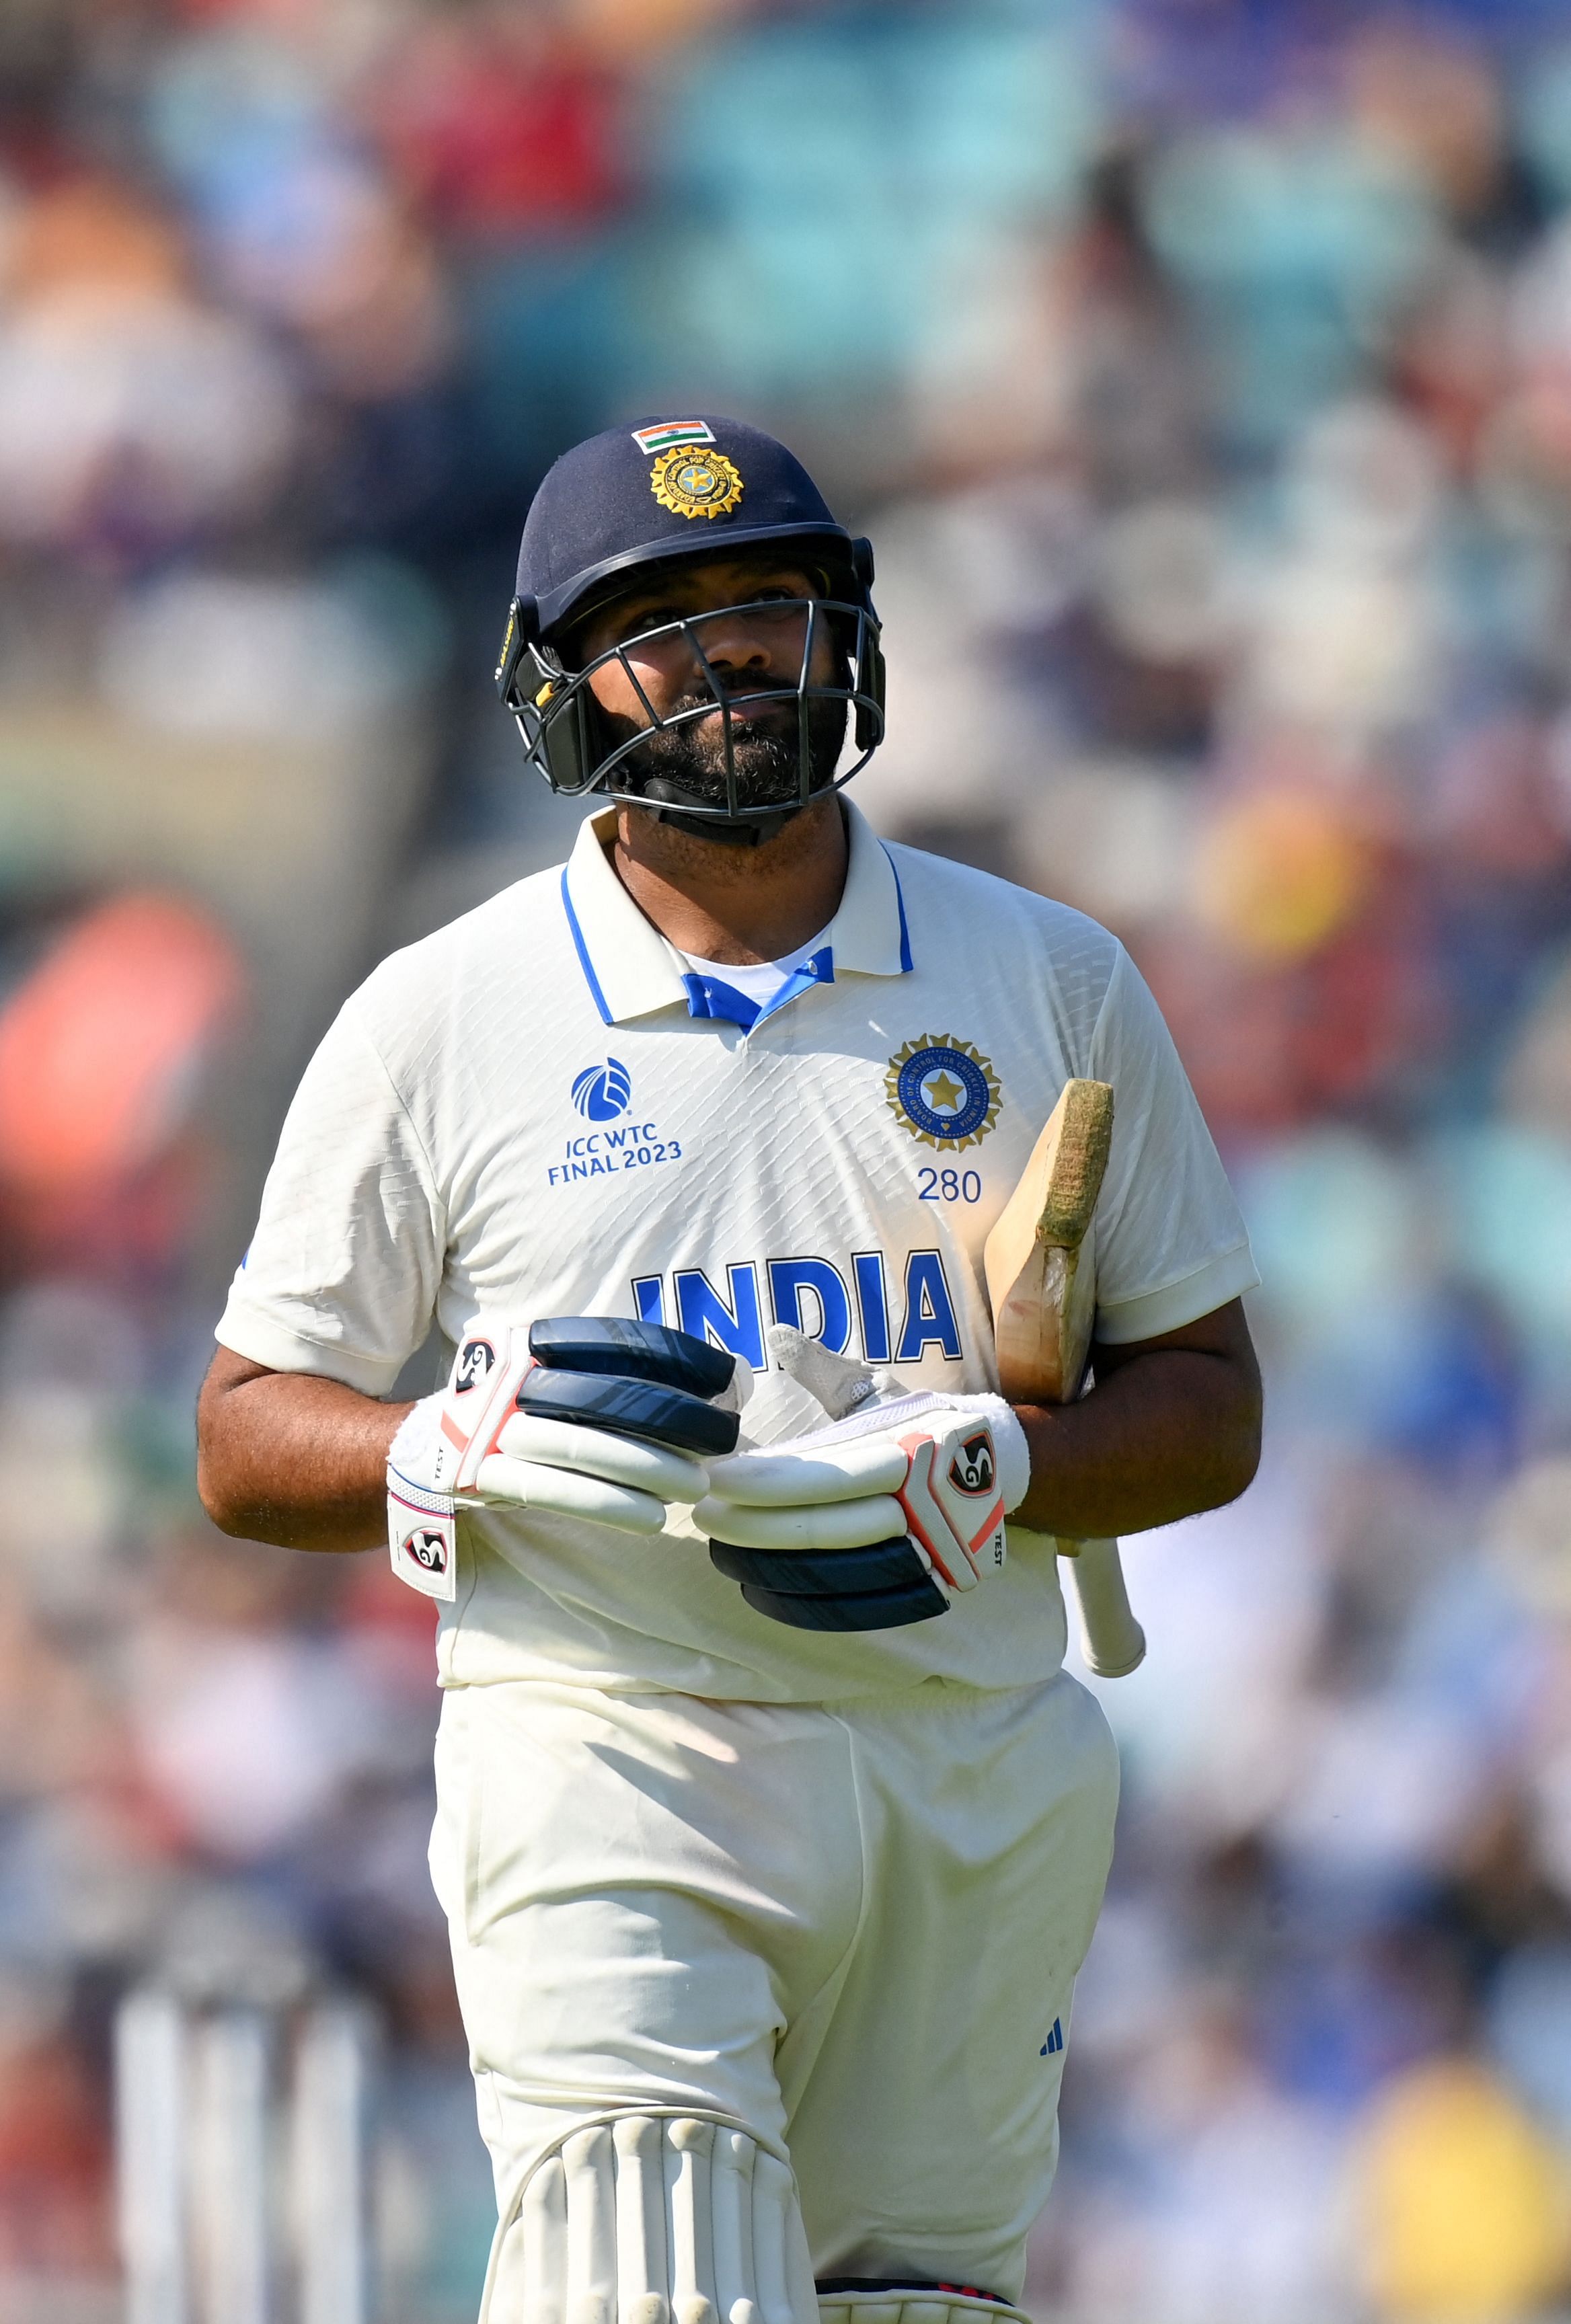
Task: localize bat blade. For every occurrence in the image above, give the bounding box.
[983,1077,1147,1678]
[984,1079,1113,1404]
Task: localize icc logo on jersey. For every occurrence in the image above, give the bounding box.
[572,1058,633,1121]
[552,1059,674,1186]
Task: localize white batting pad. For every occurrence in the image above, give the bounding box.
[817,2296,1030,2324]
[486,2114,818,2324]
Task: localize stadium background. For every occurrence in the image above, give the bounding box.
[6,0,1571,2316]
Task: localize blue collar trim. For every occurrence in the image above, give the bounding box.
[884,845,914,972]
[681,972,761,1031]
[560,865,615,1027]
[680,944,835,1032]
[559,801,909,1025]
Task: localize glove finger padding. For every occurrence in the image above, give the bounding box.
[691,1492,906,1552]
[703,1438,907,1506]
[515,1367,738,1457]
[496,1411,709,1502]
[472,1455,667,1533]
[527,1315,736,1400]
[738,1578,950,1631]
[708,1536,932,1596]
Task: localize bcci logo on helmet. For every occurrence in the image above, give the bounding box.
[572,1057,632,1121]
[948,1431,995,1497]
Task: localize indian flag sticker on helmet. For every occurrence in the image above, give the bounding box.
[630,420,716,455]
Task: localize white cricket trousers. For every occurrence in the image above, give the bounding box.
[430,1672,1119,2309]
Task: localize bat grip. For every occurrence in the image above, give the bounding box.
[1061,1538,1146,1677]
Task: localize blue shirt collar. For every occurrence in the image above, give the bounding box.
[680,945,836,1032]
[560,801,913,1029]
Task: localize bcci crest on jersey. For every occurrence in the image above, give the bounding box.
[886,1036,1001,1153]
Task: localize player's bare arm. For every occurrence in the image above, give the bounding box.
[1012,1296,1261,1537]
[197,1348,408,1551]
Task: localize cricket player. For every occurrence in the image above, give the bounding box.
[197,416,1262,2324]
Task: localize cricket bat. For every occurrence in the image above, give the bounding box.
[983,1079,1146,1678]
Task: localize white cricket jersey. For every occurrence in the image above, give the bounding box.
[218,801,1258,1700]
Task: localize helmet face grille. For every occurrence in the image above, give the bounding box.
[503,593,886,832]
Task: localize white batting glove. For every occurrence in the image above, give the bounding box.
[388,1317,719,1601]
[699,1391,1026,1583]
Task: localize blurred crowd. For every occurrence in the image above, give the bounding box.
[6,0,1571,2317]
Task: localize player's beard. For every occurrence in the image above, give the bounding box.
[601,681,849,818]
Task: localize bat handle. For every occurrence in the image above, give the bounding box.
[1061,1538,1146,1678]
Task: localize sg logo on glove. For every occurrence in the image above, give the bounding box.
[948,1432,995,1497]
[403,1526,450,1575]
[455,1338,497,1393]
[895,1422,1007,1593]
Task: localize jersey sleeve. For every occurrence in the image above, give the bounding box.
[1085,943,1259,1344]
[215,997,444,1395]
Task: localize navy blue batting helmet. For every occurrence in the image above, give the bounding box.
[495,414,885,844]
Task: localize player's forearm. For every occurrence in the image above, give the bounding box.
[1011,1344,1262,1538]
[197,1349,412,1552]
